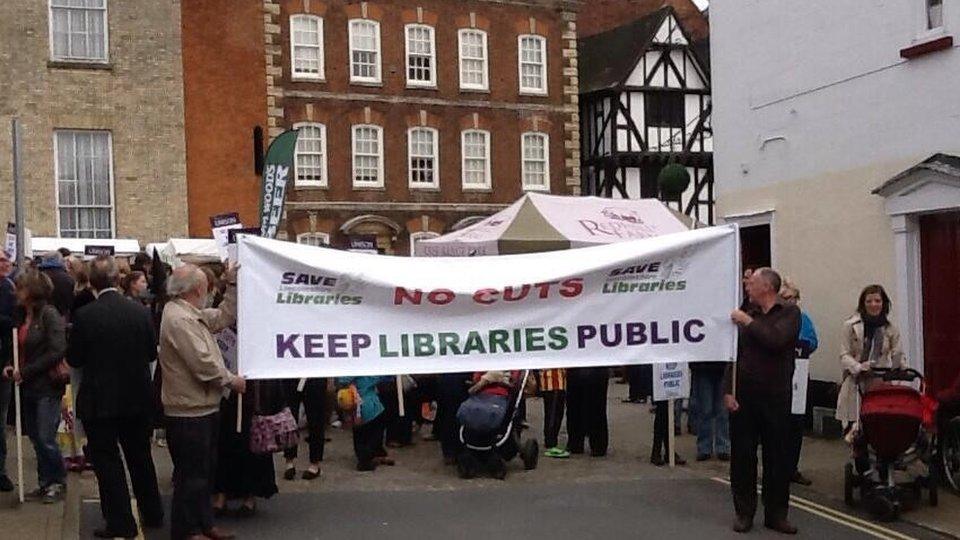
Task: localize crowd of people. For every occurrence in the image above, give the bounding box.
[0,247,959,539]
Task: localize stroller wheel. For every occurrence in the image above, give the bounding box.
[869,496,899,522]
[456,452,478,479]
[487,453,508,480]
[843,463,856,506]
[521,439,539,471]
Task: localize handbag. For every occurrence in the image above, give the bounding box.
[249,382,300,454]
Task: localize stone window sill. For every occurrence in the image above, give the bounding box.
[48,60,112,71]
[900,34,953,59]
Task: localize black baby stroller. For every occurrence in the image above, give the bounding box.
[843,368,939,521]
[456,370,539,479]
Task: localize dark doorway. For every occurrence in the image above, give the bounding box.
[920,211,960,396]
[739,224,772,272]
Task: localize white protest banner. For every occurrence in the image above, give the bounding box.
[791,358,810,415]
[653,362,690,401]
[211,212,242,262]
[237,225,740,379]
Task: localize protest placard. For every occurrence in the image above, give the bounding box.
[211,212,242,262]
[653,362,691,401]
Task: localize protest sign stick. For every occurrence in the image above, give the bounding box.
[396,375,405,418]
[13,329,24,505]
[668,398,676,469]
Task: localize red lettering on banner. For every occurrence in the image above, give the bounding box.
[395,287,423,305]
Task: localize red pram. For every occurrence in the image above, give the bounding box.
[861,383,925,461]
[844,368,939,521]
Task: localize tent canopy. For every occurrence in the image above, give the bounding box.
[146,238,219,267]
[31,237,141,257]
[416,193,693,256]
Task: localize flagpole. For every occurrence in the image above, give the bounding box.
[13,328,24,504]
[12,118,25,268]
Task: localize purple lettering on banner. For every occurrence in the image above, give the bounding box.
[328,334,348,358]
[305,335,325,358]
[350,334,373,358]
[276,334,301,358]
[576,325,597,348]
[650,322,669,344]
[684,319,705,343]
[625,322,647,345]
[352,334,372,357]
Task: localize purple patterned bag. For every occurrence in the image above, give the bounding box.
[249,407,300,454]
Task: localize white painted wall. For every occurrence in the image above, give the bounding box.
[712,0,960,195]
[711,0,960,381]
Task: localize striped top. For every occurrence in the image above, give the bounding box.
[538,368,567,392]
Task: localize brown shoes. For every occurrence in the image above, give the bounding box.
[732,515,753,533]
[764,518,798,535]
[204,527,237,540]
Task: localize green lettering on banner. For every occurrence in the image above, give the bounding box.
[547,327,568,350]
[401,334,410,357]
[462,331,487,355]
[438,333,462,355]
[512,328,523,351]
[379,335,398,357]
[488,330,511,353]
[525,327,546,351]
[413,334,435,356]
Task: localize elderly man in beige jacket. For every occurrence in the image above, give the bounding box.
[160,264,245,540]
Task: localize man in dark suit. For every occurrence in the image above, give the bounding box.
[68,256,163,538]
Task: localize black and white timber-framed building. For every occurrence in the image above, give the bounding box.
[579,6,714,223]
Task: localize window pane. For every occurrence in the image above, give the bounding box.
[295,125,325,183]
[56,130,112,238]
[353,126,381,184]
[519,36,546,91]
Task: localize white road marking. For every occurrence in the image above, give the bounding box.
[710,477,916,540]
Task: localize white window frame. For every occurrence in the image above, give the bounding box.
[53,129,116,239]
[517,34,548,95]
[405,24,437,88]
[458,29,489,91]
[408,127,440,189]
[927,0,944,30]
[352,124,384,188]
[293,122,328,188]
[296,232,330,246]
[409,231,440,256]
[521,132,550,192]
[48,0,109,63]
[290,14,324,80]
[348,19,382,84]
[461,129,491,190]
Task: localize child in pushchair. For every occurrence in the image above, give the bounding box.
[455,370,539,479]
[843,367,939,521]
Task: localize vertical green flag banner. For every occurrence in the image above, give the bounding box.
[259,129,300,239]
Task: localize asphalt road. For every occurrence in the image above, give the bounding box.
[81,476,945,540]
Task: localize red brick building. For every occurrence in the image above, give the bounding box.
[261,0,581,254]
[181,0,269,237]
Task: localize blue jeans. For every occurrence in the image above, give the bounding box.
[693,371,730,456]
[0,378,10,477]
[22,392,66,488]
